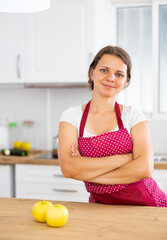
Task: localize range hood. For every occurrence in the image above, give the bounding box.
[0,83,89,89]
[25,82,89,88]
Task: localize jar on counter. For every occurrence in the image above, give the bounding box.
[52,135,58,158]
[22,121,35,149]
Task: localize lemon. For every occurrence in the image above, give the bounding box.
[21,142,31,151]
[14,141,22,149]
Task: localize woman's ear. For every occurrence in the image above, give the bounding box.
[124,78,129,88]
[90,68,94,81]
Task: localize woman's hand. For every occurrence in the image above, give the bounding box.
[71,144,81,157]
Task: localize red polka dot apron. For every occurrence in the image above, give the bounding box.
[78,101,167,207]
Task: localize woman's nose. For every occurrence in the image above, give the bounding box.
[107,72,115,81]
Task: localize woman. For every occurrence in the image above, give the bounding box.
[58,46,167,207]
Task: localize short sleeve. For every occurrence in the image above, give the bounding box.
[130,107,147,129]
[59,106,82,130]
[122,105,147,134]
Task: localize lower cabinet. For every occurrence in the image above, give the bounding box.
[15,164,89,202]
[0,165,14,197]
[152,169,167,194]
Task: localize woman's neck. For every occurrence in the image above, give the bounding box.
[90,93,116,113]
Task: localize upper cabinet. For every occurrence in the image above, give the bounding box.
[0,0,111,85]
[0,14,24,84]
[24,0,93,83]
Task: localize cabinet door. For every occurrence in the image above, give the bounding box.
[24,0,93,83]
[0,165,14,197]
[15,164,89,202]
[0,14,23,83]
[16,182,89,202]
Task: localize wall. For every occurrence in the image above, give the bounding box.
[0,87,166,154]
[0,87,91,150]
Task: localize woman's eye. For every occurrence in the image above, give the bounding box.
[116,73,123,77]
[101,69,107,73]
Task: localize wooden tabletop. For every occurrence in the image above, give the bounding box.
[0,197,167,240]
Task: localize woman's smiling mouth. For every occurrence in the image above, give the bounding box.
[102,83,116,88]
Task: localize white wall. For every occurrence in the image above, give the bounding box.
[0,87,166,154]
[0,87,91,150]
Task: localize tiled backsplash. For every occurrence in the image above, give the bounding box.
[0,87,166,154]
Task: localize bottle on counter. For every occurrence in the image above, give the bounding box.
[52,135,58,158]
[0,116,9,150]
[8,122,18,148]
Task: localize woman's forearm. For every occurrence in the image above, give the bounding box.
[60,153,132,181]
[89,155,154,184]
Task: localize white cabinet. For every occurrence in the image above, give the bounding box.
[15,164,89,202]
[24,0,93,83]
[0,165,14,197]
[152,169,167,194]
[0,0,93,84]
[0,14,24,84]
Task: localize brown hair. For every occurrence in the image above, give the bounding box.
[88,46,132,90]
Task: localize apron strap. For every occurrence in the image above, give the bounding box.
[79,101,91,137]
[79,101,124,137]
[115,102,124,130]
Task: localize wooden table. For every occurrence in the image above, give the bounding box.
[0,198,167,240]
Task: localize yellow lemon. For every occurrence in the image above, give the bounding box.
[21,142,31,151]
[13,141,22,149]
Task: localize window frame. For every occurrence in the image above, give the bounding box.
[109,0,167,120]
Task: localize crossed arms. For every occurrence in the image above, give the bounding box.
[58,121,154,185]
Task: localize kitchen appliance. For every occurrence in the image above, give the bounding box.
[52,135,58,158]
[0,0,50,13]
[35,152,58,159]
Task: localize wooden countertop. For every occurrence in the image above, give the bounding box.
[0,150,60,166]
[0,150,167,169]
[0,198,167,240]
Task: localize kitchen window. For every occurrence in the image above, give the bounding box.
[110,0,167,118]
[159,4,167,113]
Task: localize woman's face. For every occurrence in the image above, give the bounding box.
[90,54,128,98]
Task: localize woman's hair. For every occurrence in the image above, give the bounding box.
[88,45,132,90]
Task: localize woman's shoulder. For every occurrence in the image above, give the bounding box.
[123,104,145,114]
[59,103,88,131]
[122,104,147,128]
[59,105,82,121]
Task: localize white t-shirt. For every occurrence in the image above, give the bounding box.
[59,105,147,137]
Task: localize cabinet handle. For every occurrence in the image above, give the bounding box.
[52,188,78,193]
[16,54,21,79]
[53,173,64,178]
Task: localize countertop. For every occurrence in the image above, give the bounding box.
[0,150,60,166]
[0,150,167,169]
[0,197,167,240]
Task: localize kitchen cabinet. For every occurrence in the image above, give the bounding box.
[152,169,167,194]
[15,164,89,202]
[0,14,24,84]
[0,165,14,197]
[24,0,93,83]
[0,0,93,84]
